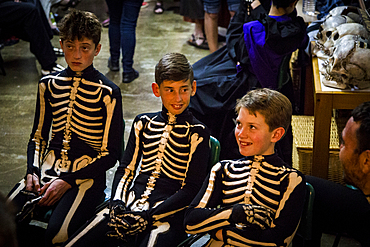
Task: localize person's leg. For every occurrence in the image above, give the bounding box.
[24,0,54,38]
[61,207,126,247]
[120,0,142,83]
[120,0,142,73]
[203,0,220,53]
[137,219,187,247]
[226,0,239,18]
[0,2,57,71]
[187,19,208,50]
[194,19,205,38]
[45,179,105,246]
[106,0,122,71]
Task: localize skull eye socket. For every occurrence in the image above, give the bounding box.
[326,31,332,38]
[333,33,339,40]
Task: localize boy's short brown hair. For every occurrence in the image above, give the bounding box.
[58,9,102,47]
[155,53,194,87]
[235,88,292,132]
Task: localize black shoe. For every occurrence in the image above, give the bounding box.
[108,57,119,71]
[122,70,139,83]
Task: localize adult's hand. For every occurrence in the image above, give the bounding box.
[39,179,71,206]
[26,173,41,193]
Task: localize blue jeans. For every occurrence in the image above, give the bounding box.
[106,0,143,73]
[203,0,239,14]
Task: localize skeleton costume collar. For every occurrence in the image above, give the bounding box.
[158,106,193,123]
[64,64,98,79]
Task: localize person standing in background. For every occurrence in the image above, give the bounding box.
[106,0,143,83]
[204,0,239,53]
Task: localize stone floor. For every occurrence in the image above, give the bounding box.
[0,0,362,246]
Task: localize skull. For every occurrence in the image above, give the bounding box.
[326,6,361,22]
[314,16,356,58]
[315,22,370,58]
[321,36,370,89]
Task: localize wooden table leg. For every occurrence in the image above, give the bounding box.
[311,93,332,179]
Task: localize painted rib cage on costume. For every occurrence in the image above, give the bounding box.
[112,108,210,221]
[31,66,120,185]
[185,154,306,247]
[8,65,123,245]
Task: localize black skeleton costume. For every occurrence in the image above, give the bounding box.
[8,65,123,246]
[185,154,306,247]
[62,107,210,247]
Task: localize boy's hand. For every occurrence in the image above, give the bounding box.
[230,204,274,230]
[108,209,150,237]
[26,173,41,193]
[38,179,71,206]
[119,211,150,235]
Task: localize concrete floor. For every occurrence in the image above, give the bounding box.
[0,0,362,246]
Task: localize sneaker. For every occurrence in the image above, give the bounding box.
[41,63,65,76]
[122,69,139,83]
[141,2,149,8]
[108,57,119,71]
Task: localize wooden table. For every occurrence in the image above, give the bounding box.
[311,57,370,179]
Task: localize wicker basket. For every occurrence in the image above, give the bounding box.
[291,115,345,184]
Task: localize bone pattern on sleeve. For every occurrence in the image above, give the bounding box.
[111,107,210,221]
[185,154,306,247]
[26,65,123,187]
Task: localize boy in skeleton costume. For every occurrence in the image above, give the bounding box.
[184,88,306,247]
[7,10,123,247]
[62,53,210,247]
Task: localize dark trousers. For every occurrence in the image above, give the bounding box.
[105,0,143,73]
[0,0,56,70]
[8,178,105,247]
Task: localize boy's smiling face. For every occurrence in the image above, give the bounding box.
[60,37,101,72]
[152,79,196,115]
[235,108,283,157]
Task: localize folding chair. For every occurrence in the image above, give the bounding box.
[292,182,315,246]
[177,136,221,247]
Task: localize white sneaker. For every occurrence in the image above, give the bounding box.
[41,63,65,76]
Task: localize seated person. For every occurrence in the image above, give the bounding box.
[185,88,306,246]
[0,0,64,75]
[189,0,308,161]
[7,9,123,246]
[306,101,370,247]
[62,53,211,247]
